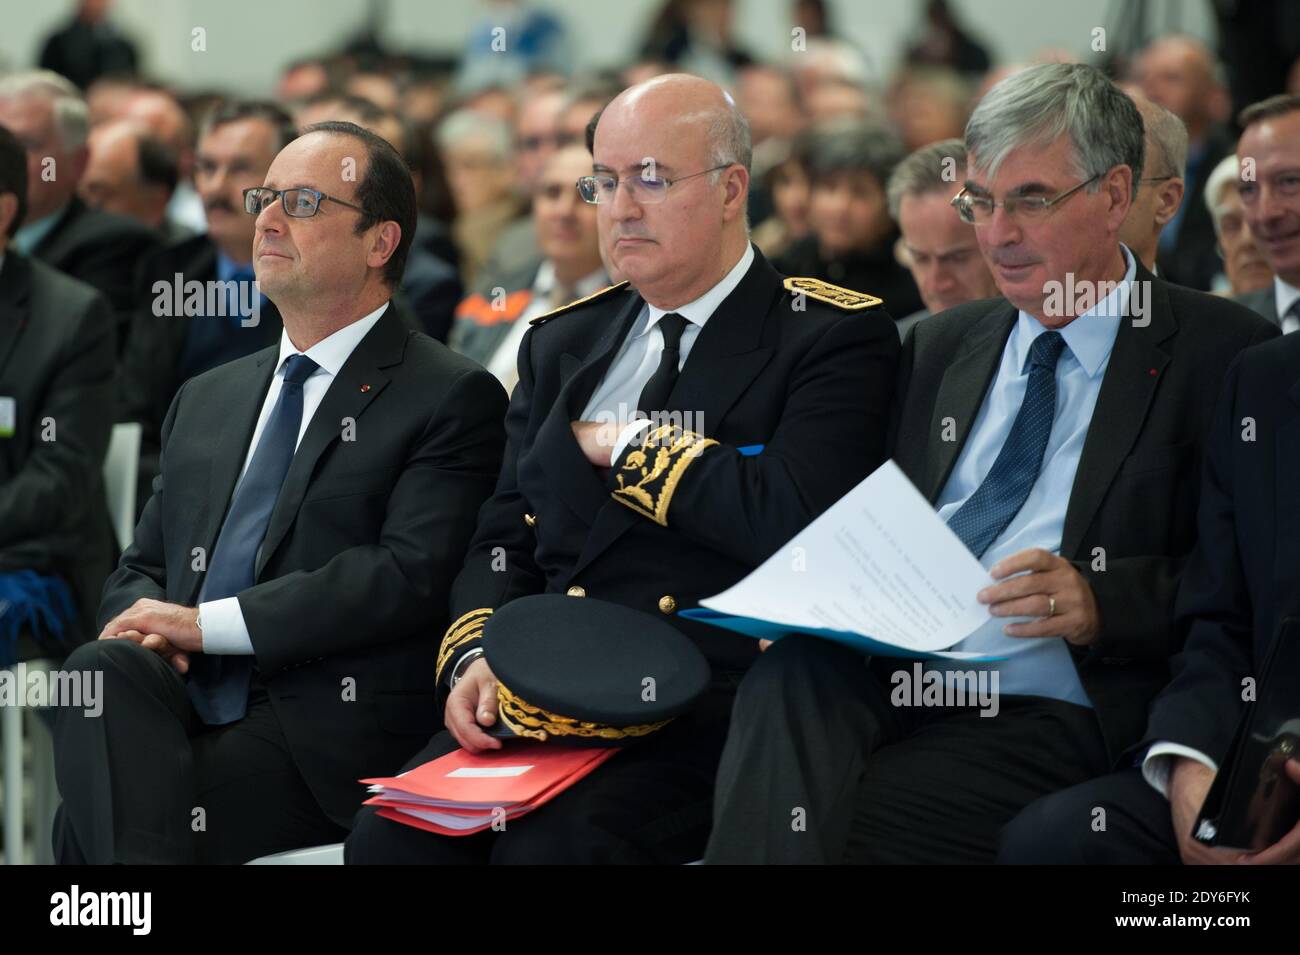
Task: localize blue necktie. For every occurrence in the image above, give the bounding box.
[187,353,319,724]
[227,266,257,329]
[946,331,1067,559]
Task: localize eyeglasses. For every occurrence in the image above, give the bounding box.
[243,187,367,218]
[576,165,731,205]
[950,173,1103,225]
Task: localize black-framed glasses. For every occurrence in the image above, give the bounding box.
[243,186,367,218]
[576,164,732,205]
[951,173,1103,225]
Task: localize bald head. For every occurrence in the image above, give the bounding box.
[1135,36,1222,139]
[80,119,175,228]
[590,74,752,308]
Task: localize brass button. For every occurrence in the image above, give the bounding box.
[523,513,536,528]
[658,595,677,614]
[566,585,586,598]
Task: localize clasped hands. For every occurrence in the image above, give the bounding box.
[98,598,202,674]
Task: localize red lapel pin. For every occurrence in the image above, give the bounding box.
[360,384,371,392]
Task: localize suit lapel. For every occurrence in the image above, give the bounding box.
[923,303,1016,501]
[0,256,32,378]
[187,350,277,603]
[537,291,643,526]
[1060,266,1176,558]
[253,305,405,579]
[1274,376,1300,616]
[569,247,780,578]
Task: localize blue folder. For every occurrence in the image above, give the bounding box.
[679,608,1005,662]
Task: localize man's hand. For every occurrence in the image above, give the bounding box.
[1169,756,1246,864]
[1241,759,1300,865]
[571,419,623,467]
[99,598,203,652]
[978,548,1101,646]
[445,657,504,754]
[102,628,191,675]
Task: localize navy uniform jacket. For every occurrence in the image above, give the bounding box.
[436,244,901,692]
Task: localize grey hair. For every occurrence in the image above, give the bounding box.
[0,70,88,150]
[1132,96,1188,178]
[1203,153,1241,229]
[886,138,967,221]
[706,90,752,183]
[965,63,1144,201]
[436,108,513,160]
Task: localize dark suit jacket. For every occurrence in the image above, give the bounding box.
[0,254,116,635]
[31,197,160,351]
[1232,285,1280,327]
[1140,332,1300,763]
[100,304,508,826]
[890,262,1278,762]
[1156,125,1234,292]
[436,245,901,690]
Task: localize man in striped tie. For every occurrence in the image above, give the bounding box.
[706,63,1277,864]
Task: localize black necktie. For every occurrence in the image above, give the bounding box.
[636,312,689,417]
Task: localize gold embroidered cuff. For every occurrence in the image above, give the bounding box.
[436,607,493,683]
[610,424,718,526]
[496,680,672,741]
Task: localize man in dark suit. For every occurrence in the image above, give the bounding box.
[51,121,507,864]
[1000,330,1300,864]
[706,63,1277,864]
[0,124,116,662]
[1133,37,1235,291]
[1230,94,1300,336]
[345,73,900,865]
[0,71,159,351]
[118,101,298,514]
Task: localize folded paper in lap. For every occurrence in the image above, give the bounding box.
[681,460,1007,661]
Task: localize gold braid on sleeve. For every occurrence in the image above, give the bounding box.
[610,424,718,526]
[436,607,494,683]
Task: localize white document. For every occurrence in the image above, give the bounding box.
[692,460,997,658]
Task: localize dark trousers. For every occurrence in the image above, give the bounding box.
[998,768,1181,863]
[53,638,347,864]
[345,694,733,864]
[705,635,1111,864]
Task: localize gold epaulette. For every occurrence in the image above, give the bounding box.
[783,276,884,311]
[529,281,631,325]
[436,607,494,683]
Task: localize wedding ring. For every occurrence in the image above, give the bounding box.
[1047,595,1057,617]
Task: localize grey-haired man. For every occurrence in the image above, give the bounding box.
[707,62,1276,864]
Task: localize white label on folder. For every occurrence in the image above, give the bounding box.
[0,397,14,437]
[447,765,535,778]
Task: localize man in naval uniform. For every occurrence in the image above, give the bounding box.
[345,73,901,864]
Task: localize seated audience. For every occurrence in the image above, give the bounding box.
[1203,153,1273,296]
[1119,95,1187,275]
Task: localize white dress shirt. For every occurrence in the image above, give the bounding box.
[584,242,755,463]
[1273,276,1300,335]
[198,301,390,654]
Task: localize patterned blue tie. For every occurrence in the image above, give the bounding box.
[187,353,319,724]
[946,331,1067,559]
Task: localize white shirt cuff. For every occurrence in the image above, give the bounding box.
[1141,742,1219,798]
[197,597,254,655]
[609,418,655,467]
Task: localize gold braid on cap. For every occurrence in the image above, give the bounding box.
[611,424,718,527]
[436,608,493,683]
[496,681,672,742]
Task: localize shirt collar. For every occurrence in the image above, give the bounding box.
[640,242,755,336]
[1014,244,1135,379]
[12,209,63,255]
[275,300,390,378]
[1274,275,1300,321]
